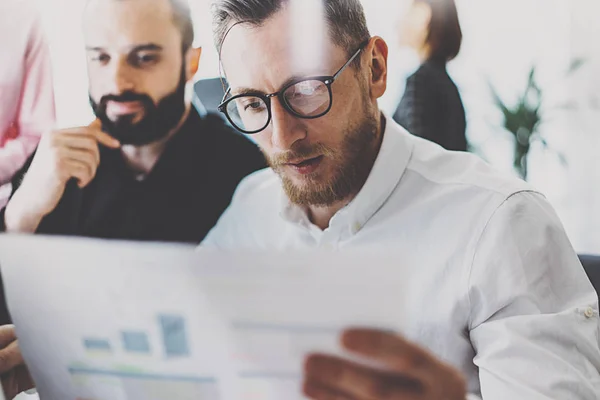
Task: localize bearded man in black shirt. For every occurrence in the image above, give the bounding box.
[0,0,266,244]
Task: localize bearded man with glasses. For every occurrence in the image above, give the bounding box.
[217,38,377,208]
[203,0,600,399]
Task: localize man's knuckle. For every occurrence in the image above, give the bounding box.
[326,361,345,382]
[48,133,59,145]
[0,350,12,370]
[408,353,427,369]
[56,158,67,171]
[369,378,396,399]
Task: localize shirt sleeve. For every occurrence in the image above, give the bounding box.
[0,13,55,185]
[468,191,600,399]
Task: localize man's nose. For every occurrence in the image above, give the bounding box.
[269,99,307,151]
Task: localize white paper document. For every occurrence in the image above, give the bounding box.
[0,235,406,400]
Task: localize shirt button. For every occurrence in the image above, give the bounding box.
[584,307,595,319]
[351,222,362,235]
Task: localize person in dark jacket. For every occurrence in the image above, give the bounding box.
[393,0,467,151]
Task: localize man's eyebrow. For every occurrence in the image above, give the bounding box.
[130,44,163,52]
[231,75,322,96]
[85,44,164,52]
[231,87,266,96]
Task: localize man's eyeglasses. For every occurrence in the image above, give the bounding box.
[218,44,366,134]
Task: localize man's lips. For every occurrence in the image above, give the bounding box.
[285,155,322,166]
[283,155,324,175]
[106,101,144,116]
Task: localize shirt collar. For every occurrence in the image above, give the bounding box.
[280,113,414,236]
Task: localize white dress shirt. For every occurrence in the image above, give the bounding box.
[203,115,600,399]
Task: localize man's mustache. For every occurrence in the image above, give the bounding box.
[269,143,334,166]
[99,91,153,106]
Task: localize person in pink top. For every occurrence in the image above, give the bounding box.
[0,0,55,192]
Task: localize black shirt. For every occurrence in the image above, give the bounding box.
[0,108,267,243]
[393,60,467,152]
[0,108,267,325]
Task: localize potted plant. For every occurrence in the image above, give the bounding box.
[489,60,585,180]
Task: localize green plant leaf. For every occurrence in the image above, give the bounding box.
[557,152,568,167]
[566,58,585,76]
[527,67,536,87]
[523,67,543,107]
[488,82,510,113]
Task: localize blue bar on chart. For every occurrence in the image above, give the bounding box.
[83,338,112,352]
[122,331,151,354]
[158,314,190,357]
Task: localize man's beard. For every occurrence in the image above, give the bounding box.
[267,108,380,207]
[89,67,187,146]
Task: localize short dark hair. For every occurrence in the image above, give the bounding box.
[89,0,194,51]
[418,0,462,62]
[212,0,371,61]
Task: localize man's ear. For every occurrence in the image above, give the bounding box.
[186,47,202,81]
[365,37,389,100]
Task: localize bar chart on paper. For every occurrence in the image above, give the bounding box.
[79,313,191,358]
[69,313,220,400]
[69,318,337,399]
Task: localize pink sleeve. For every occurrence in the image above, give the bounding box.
[0,14,55,185]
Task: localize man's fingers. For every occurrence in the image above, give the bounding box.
[55,126,101,136]
[94,130,120,149]
[341,329,434,373]
[304,354,422,400]
[62,159,96,188]
[0,326,16,348]
[341,329,467,399]
[59,148,99,171]
[0,340,24,374]
[88,118,102,130]
[53,125,120,149]
[54,134,98,150]
[303,380,354,400]
[52,136,100,164]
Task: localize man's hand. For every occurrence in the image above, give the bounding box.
[4,120,120,233]
[303,328,467,400]
[0,325,33,400]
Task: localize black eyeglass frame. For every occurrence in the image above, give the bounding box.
[217,43,367,134]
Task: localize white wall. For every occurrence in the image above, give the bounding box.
[450,0,600,253]
[37,0,90,127]
[35,0,600,252]
[559,0,600,253]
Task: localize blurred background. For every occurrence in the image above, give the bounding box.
[37,0,600,253]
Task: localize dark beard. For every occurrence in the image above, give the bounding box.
[89,67,187,146]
